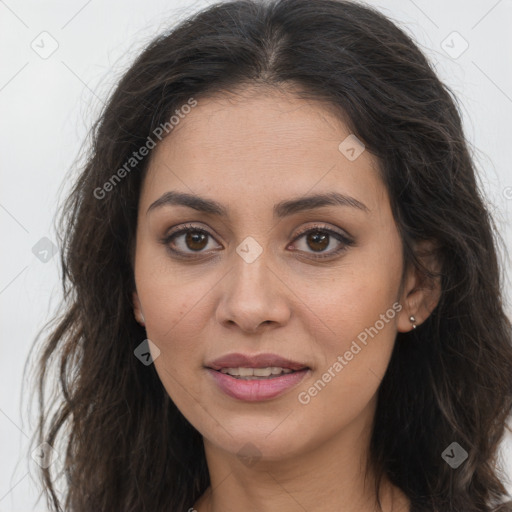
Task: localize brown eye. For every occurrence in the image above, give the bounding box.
[161,223,354,261]
[290,226,354,259]
[184,230,208,251]
[305,231,329,252]
[163,224,220,256]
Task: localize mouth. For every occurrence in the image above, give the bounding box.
[214,366,306,380]
[205,352,310,373]
[204,353,311,401]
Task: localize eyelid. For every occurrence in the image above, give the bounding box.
[287,223,355,259]
[163,222,352,242]
[161,222,354,258]
[161,222,219,245]
[291,223,353,243]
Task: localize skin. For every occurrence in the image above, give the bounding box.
[132,86,440,512]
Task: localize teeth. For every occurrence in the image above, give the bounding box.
[219,366,295,378]
[253,368,272,377]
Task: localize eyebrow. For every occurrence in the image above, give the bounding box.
[146,190,369,218]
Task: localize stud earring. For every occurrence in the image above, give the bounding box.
[409,315,417,329]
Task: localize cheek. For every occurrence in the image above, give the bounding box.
[299,281,400,396]
[292,241,402,405]
[138,275,210,412]
[291,286,400,441]
[134,260,219,405]
[135,243,217,346]
[298,254,402,354]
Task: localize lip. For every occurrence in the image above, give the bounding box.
[206,367,310,401]
[205,352,309,372]
[204,352,311,402]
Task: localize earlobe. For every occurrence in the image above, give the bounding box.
[396,284,423,332]
[397,284,440,332]
[397,240,442,333]
[132,291,146,327]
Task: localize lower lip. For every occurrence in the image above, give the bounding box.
[206,368,310,401]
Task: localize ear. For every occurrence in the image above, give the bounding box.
[397,239,442,332]
[132,291,145,326]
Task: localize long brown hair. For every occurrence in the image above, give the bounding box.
[25,0,512,510]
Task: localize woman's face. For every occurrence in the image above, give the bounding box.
[133,87,417,463]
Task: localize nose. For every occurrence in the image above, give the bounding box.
[215,249,291,333]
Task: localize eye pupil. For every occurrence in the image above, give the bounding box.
[186,231,208,251]
[166,225,349,259]
[307,231,329,252]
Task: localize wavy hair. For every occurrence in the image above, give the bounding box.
[25,0,512,510]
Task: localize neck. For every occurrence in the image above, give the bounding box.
[193,401,410,512]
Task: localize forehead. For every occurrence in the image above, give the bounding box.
[141,88,385,215]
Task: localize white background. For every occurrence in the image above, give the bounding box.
[1,0,511,510]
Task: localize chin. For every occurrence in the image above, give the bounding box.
[202,419,309,462]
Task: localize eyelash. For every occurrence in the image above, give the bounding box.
[161,223,354,260]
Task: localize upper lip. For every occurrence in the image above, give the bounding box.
[206,352,309,371]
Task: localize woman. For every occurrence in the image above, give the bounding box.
[27,0,512,511]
